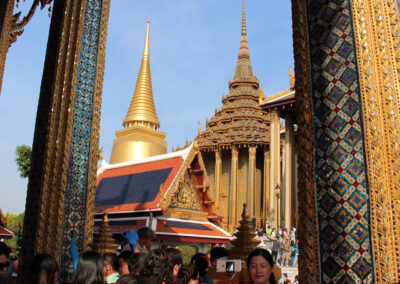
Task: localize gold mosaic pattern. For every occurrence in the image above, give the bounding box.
[350,0,400,282]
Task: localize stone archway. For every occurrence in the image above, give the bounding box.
[1,0,400,283]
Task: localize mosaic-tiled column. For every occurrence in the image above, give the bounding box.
[293,0,400,283]
[20,0,110,281]
[270,110,280,229]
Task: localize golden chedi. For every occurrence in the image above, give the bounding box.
[110,21,167,163]
[91,213,119,254]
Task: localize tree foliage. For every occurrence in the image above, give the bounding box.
[4,213,24,251]
[15,144,32,178]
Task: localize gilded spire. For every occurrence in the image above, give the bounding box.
[234,0,253,79]
[123,21,160,129]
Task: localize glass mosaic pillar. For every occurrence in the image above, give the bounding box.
[20,0,110,281]
[293,0,400,283]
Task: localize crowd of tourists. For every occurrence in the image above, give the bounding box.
[255,226,298,268]
[0,226,299,284]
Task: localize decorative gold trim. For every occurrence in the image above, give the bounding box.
[350,0,400,282]
[0,0,14,95]
[291,0,321,282]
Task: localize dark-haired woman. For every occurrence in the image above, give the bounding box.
[139,248,169,283]
[73,251,106,284]
[190,253,213,284]
[28,253,59,284]
[175,263,199,284]
[165,247,182,283]
[247,249,276,284]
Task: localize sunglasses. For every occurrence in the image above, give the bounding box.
[0,261,10,270]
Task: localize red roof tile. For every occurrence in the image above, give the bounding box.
[0,226,14,238]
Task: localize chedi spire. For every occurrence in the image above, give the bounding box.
[234,0,254,80]
[123,20,160,130]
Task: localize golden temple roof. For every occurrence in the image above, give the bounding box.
[198,0,270,150]
[123,21,160,129]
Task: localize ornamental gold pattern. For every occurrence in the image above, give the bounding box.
[291,0,321,282]
[0,0,14,96]
[350,0,400,282]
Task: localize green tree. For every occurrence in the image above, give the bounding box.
[15,144,32,178]
[4,213,24,252]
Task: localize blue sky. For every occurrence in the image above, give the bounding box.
[0,0,293,214]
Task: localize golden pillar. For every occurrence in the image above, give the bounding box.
[19,0,110,280]
[0,0,14,95]
[270,110,280,229]
[248,146,257,217]
[263,149,270,226]
[214,150,222,210]
[230,146,239,230]
[284,117,295,230]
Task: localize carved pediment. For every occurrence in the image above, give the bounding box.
[169,173,202,211]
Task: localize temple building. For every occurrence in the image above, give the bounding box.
[94,21,231,248]
[198,0,298,231]
[259,69,297,231]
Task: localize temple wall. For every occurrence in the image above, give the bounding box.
[203,153,215,200]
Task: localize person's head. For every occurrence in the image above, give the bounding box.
[116,274,136,284]
[272,229,276,232]
[247,249,274,284]
[117,275,157,284]
[140,248,168,283]
[73,251,105,284]
[137,227,155,248]
[209,247,228,266]
[0,242,9,275]
[104,253,119,276]
[294,275,298,281]
[28,253,58,284]
[165,247,183,282]
[176,263,199,284]
[190,253,209,277]
[283,273,288,279]
[118,250,133,275]
[130,252,146,275]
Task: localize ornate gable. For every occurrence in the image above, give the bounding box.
[159,142,220,223]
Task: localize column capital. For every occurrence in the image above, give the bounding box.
[249,146,257,156]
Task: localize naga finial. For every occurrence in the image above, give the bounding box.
[289,66,295,89]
